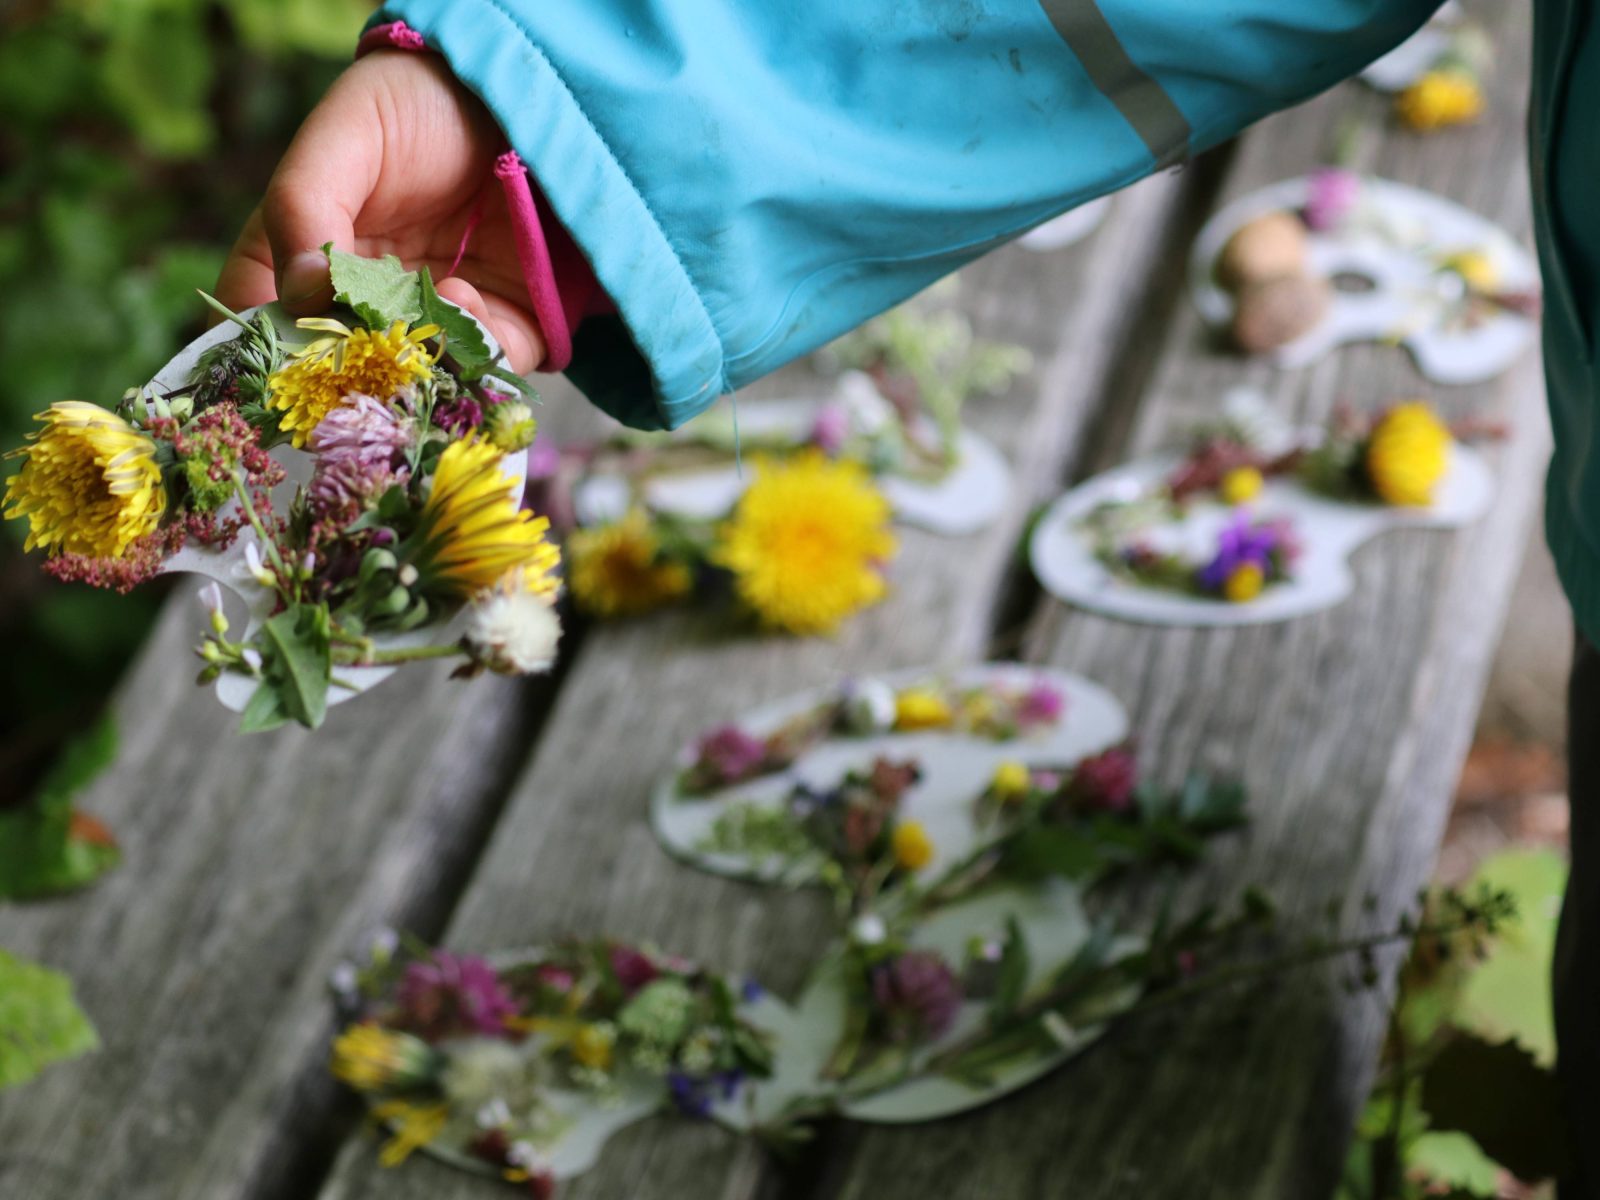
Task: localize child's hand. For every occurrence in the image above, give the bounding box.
[215,51,547,372]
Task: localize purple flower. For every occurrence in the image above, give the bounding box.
[871,950,962,1042]
[395,951,519,1040]
[693,725,768,787]
[1197,513,1283,592]
[1017,681,1066,727]
[525,437,561,481]
[308,393,412,515]
[1068,746,1139,813]
[434,393,485,437]
[1303,166,1360,233]
[610,945,660,996]
[740,977,765,1004]
[668,1068,745,1118]
[810,402,851,455]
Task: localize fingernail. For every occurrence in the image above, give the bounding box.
[280,249,330,304]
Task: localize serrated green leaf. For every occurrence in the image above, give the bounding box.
[1457,849,1563,1065]
[482,363,542,401]
[325,245,423,329]
[0,949,98,1090]
[1420,1031,1568,1182]
[418,266,493,378]
[1408,1131,1501,1194]
[238,680,290,734]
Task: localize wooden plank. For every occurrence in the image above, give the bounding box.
[316,168,1204,1200]
[817,6,1545,1199]
[0,586,549,1200]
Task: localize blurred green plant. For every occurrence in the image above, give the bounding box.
[0,1,373,801]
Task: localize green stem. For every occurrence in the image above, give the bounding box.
[335,643,463,667]
[231,470,293,598]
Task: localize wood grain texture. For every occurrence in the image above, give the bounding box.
[317,171,1200,1200]
[818,7,1543,1199]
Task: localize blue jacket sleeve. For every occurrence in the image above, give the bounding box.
[370,0,1443,430]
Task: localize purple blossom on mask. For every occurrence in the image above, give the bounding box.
[871,950,962,1042]
[667,1068,745,1118]
[610,945,660,996]
[693,725,768,787]
[1197,513,1287,593]
[1017,681,1066,727]
[307,393,412,514]
[526,438,561,481]
[810,402,851,455]
[395,951,518,1040]
[1303,166,1360,233]
[1068,746,1139,813]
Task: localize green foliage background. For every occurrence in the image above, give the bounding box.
[0,0,375,793]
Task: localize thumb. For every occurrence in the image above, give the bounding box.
[263,168,357,316]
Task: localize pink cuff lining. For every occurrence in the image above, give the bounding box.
[354,20,611,373]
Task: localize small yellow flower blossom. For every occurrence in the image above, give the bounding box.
[411,438,561,598]
[894,687,953,731]
[572,1022,617,1070]
[1219,466,1264,506]
[990,760,1033,800]
[1224,562,1266,603]
[712,450,896,635]
[1367,401,1451,507]
[268,318,439,447]
[4,401,165,557]
[371,1100,450,1167]
[1396,69,1484,132]
[891,820,935,871]
[330,1023,436,1093]
[567,509,693,618]
[1440,249,1501,294]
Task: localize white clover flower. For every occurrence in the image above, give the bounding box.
[440,1039,531,1110]
[850,913,887,946]
[506,1139,549,1172]
[465,582,561,676]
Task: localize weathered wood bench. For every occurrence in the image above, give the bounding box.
[0,5,1547,1197]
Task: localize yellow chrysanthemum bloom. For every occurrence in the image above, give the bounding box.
[712,451,896,635]
[4,401,165,557]
[330,1023,436,1093]
[567,509,692,618]
[1224,562,1266,603]
[1396,69,1484,132]
[891,820,935,871]
[1219,466,1264,506]
[1367,401,1451,507]
[894,688,953,731]
[411,438,561,598]
[371,1100,450,1168]
[991,760,1033,800]
[268,318,439,447]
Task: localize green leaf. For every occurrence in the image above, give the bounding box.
[1456,849,1564,1065]
[238,680,290,734]
[0,716,121,900]
[482,364,542,401]
[253,605,332,730]
[418,266,493,378]
[1407,1131,1501,1195]
[1003,828,1104,883]
[990,916,1030,1024]
[325,245,423,329]
[0,949,98,1090]
[1420,1031,1568,1183]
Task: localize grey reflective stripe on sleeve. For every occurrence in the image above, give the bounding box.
[1037,0,1192,167]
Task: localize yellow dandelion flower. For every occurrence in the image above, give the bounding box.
[892,820,935,871]
[410,438,561,599]
[4,401,165,558]
[712,451,896,635]
[1396,69,1484,132]
[1219,466,1264,506]
[269,318,439,447]
[371,1100,450,1168]
[991,760,1032,800]
[1440,249,1500,294]
[1223,562,1266,603]
[571,1023,617,1070]
[330,1024,437,1093]
[894,687,953,731]
[1367,401,1451,507]
[567,509,693,618]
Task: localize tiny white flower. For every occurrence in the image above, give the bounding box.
[198,581,229,636]
[465,583,561,676]
[369,927,399,961]
[850,913,887,946]
[476,1098,513,1129]
[328,962,358,999]
[506,1139,547,1172]
[838,677,896,735]
[240,648,263,674]
[242,541,274,587]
